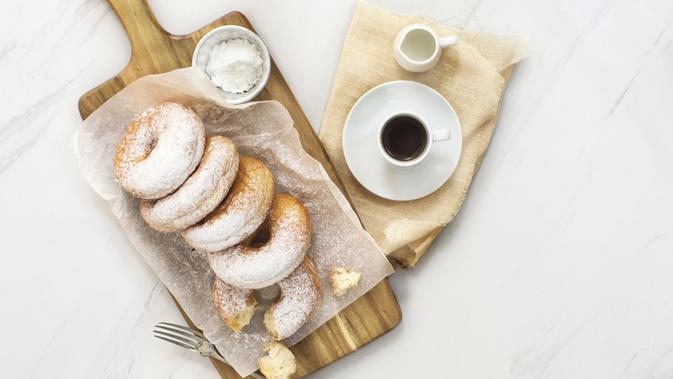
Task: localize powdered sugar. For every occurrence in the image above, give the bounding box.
[208,194,310,289]
[140,136,238,232]
[206,38,263,94]
[114,102,205,199]
[182,156,273,252]
[74,68,394,377]
[213,278,254,319]
[267,259,320,339]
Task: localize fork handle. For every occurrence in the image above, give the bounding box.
[207,352,228,363]
[204,344,265,379]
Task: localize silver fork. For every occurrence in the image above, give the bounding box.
[153,322,264,379]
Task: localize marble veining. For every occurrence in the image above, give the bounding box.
[0,0,110,173]
[0,0,672,378]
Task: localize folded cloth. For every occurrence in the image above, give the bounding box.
[319,1,527,267]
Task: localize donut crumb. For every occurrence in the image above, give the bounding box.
[259,342,296,379]
[329,267,361,297]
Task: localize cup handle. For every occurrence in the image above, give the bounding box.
[438,35,460,48]
[432,128,452,142]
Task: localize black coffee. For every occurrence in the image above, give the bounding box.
[381,115,428,161]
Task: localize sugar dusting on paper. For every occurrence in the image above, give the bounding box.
[73,67,393,377]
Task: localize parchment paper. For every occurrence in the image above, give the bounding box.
[74,67,394,377]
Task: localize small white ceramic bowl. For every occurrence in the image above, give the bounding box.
[192,25,271,105]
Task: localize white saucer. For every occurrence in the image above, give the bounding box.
[343,81,462,201]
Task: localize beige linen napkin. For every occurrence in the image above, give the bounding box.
[319,2,527,267]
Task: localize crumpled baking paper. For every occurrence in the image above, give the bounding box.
[74,67,394,376]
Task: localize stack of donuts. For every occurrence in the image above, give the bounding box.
[114,102,321,339]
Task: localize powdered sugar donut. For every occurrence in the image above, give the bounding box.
[264,258,321,340]
[140,136,239,233]
[114,102,205,199]
[208,194,311,289]
[182,156,274,252]
[212,278,257,333]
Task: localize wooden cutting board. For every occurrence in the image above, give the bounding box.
[78,1,401,378]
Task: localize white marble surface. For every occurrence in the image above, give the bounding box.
[1,0,672,378]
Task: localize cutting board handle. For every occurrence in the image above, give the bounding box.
[107,0,169,53]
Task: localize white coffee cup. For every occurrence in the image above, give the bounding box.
[393,24,459,73]
[378,111,452,168]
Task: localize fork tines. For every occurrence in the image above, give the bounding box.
[153,322,205,351]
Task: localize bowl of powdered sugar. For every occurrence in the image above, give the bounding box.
[192,25,271,105]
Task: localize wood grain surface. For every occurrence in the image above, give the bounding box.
[78,1,401,378]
